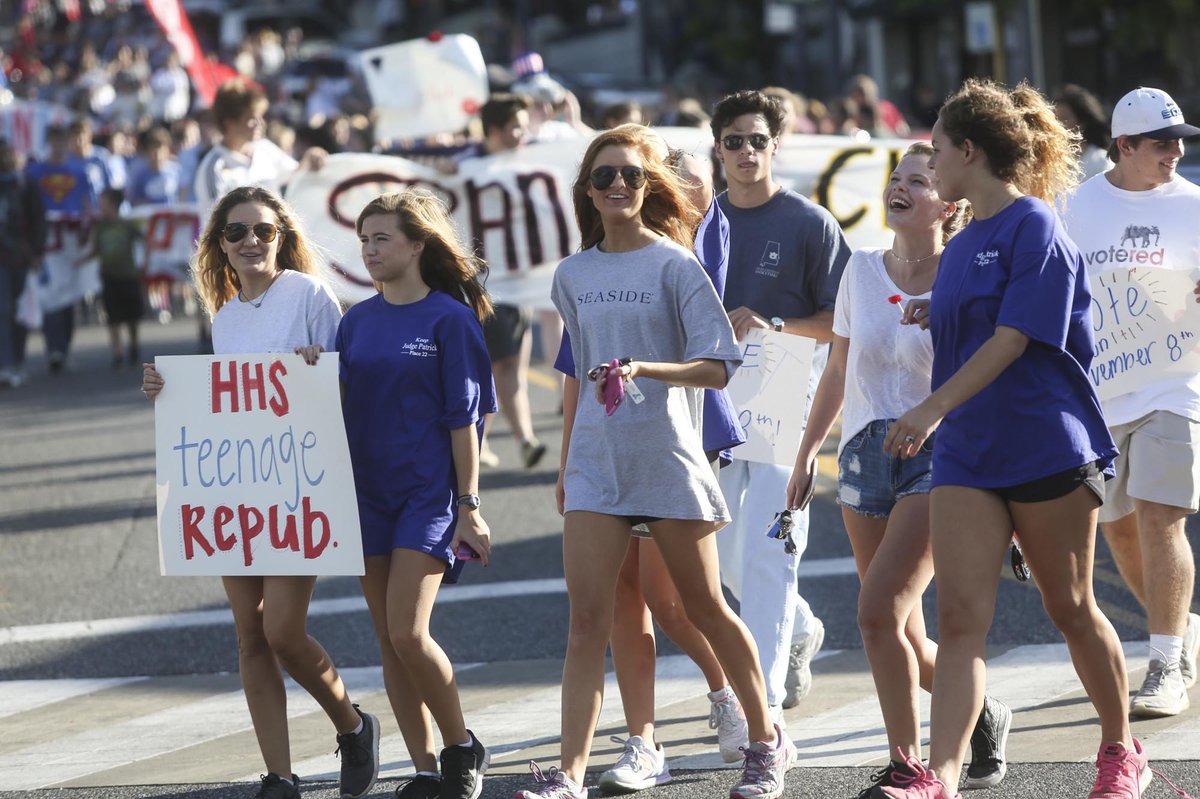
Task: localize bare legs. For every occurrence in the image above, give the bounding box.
[223,575,361,777]
[360,551,470,772]
[843,495,937,759]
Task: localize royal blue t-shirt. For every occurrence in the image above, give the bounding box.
[929,197,1116,488]
[25,160,94,214]
[553,200,746,458]
[337,291,498,503]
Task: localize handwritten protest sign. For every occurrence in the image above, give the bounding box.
[358,35,489,143]
[154,354,364,576]
[1088,267,1200,401]
[725,330,816,466]
[286,132,920,307]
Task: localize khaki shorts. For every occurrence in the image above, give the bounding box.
[1099,410,1200,523]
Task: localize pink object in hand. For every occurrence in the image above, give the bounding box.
[604,358,624,416]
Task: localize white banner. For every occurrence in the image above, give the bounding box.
[725,329,816,466]
[39,211,96,312]
[154,354,365,576]
[359,35,489,143]
[128,203,201,280]
[1088,267,1200,401]
[286,132,918,308]
[0,98,72,157]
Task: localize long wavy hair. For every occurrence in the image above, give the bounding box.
[572,124,701,252]
[938,79,1082,205]
[192,185,325,320]
[356,189,493,322]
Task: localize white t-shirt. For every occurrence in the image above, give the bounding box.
[193,138,299,218]
[211,270,341,355]
[832,249,934,454]
[1061,173,1200,425]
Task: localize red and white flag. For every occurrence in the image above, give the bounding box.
[143,0,222,106]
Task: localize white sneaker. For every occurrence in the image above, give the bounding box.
[782,616,824,708]
[1129,659,1189,718]
[478,442,500,468]
[597,735,670,793]
[729,724,796,799]
[1182,612,1200,688]
[708,686,749,763]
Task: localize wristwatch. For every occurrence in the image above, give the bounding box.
[455,494,481,510]
[770,316,785,333]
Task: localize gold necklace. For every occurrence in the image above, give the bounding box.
[887,249,940,264]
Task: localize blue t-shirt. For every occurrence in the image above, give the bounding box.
[929,197,1116,488]
[553,201,746,458]
[25,160,94,214]
[337,290,498,505]
[126,160,184,205]
[717,186,851,320]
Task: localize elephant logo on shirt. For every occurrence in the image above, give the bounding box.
[1120,225,1160,248]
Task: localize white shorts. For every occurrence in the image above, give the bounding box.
[1099,410,1200,523]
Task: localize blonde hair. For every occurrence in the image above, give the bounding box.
[355,189,493,322]
[938,78,1082,204]
[903,141,972,243]
[573,123,701,252]
[192,186,324,320]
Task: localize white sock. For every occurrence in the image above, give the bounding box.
[348,717,364,737]
[1150,634,1183,665]
[708,685,734,702]
[278,775,294,786]
[416,770,441,779]
[455,731,475,749]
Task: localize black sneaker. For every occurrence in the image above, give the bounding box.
[963,695,1012,789]
[397,774,442,799]
[439,730,490,799]
[335,705,380,799]
[522,439,547,469]
[860,759,919,798]
[254,773,301,799]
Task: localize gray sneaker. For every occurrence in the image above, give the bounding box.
[1129,659,1189,718]
[335,705,379,799]
[1182,612,1200,687]
[729,724,796,799]
[254,773,301,799]
[782,617,824,709]
[963,695,1012,789]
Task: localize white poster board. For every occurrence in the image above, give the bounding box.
[154,354,364,576]
[358,34,488,143]
[725,330,816,466]
[1088,268,1200,401]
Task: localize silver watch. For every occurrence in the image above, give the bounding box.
[770,316,785,332]
[455,494,481,510]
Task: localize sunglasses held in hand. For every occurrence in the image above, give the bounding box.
[223,222,282,243]
[589,165,647,190]
[721,133,772,151]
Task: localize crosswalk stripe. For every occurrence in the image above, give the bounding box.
[2,641,1197,792]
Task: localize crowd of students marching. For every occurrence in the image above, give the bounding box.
[129,77,1200,799]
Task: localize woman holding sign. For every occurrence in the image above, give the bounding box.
[876,81,1140,799]
[785,143,1015,798]
[337,189,496,799]
[514,124,793,799]
[141,186,380,799]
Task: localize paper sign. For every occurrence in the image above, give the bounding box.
[285,131,922,308]
[359,35,488,143]
[1088,267,1200,401]
[725,329,816,465]
[154,354,364,576]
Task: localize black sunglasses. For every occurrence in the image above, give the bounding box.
[589,165,647,190]
[721,133,772,151]
[222,222,282,244]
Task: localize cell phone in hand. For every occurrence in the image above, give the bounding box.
[455,542,480,561]
[603,359,624,415]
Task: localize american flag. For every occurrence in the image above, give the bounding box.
[511,51,545,78]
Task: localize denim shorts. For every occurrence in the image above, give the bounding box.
[837,418,933,518]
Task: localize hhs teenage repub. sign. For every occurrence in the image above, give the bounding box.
[153,354,364,576]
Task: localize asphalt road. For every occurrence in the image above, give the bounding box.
[0,314,1197,799]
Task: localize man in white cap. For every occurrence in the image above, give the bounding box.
[1062,86,1200,718]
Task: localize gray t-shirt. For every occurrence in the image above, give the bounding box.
[553,237,743,521]
[718,187,851,319]
[211,269,342,354]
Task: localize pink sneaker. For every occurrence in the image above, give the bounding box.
[875,750,960,799]
[1089,739,1151,799]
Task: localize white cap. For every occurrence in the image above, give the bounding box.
[1111,87,1200,140]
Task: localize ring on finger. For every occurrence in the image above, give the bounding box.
[904,435,915,443]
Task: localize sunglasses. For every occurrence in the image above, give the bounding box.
[222,222,282,244]
[721,133,772,151]
[589,165,647,190]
